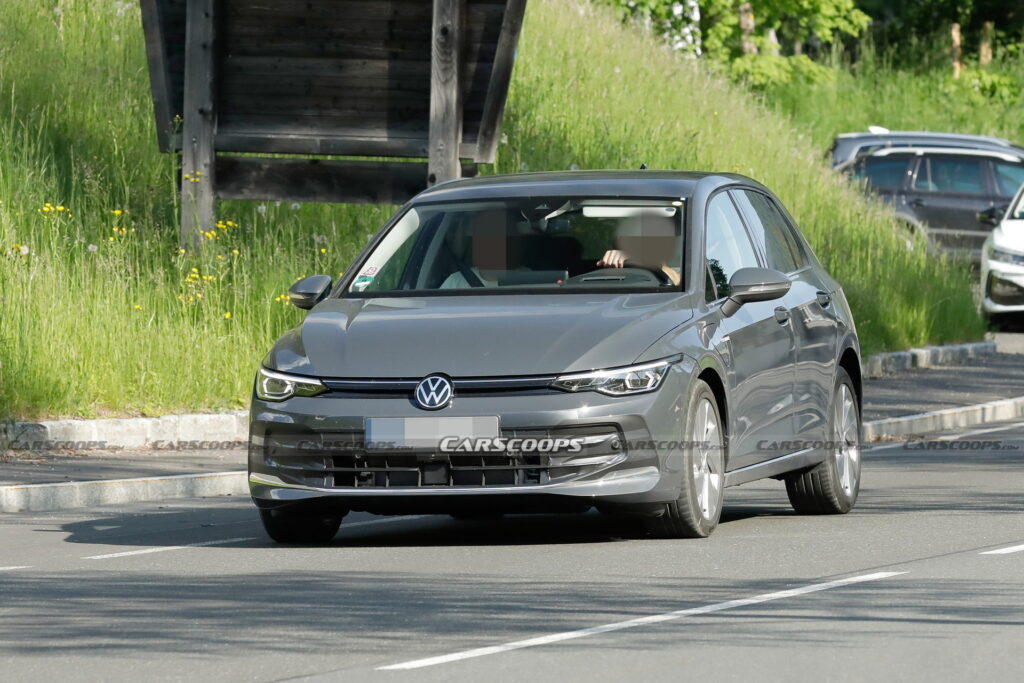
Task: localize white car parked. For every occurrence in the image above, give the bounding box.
[980,185,1024,324]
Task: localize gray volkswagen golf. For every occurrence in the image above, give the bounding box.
[250,171,863,542]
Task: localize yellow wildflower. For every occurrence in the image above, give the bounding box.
[223,311,232,319]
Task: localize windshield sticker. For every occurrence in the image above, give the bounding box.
[352,275,374,291]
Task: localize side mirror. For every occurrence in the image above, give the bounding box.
[721,267,791,317]
[977,205,1007,228]
[288,275,333,310]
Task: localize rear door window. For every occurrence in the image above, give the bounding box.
[914,156,985,194]
[992,160,1024,199]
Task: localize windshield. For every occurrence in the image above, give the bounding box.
[343,198,685,295]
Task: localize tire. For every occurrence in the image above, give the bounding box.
[259,507,343,544]
[655,380,726,538]
[785,368,861,514]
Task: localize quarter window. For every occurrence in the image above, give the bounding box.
[705,192,759,299]
[732,190,805,273]
[914,156,985,195]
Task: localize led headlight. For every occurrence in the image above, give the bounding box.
[988,247,1024,265]
[255,367,327,401]
[551,356,681,396]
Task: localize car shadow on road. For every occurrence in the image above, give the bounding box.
[47,488,796,550]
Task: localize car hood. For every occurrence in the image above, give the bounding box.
[267,293,695,378]
[992,219,1024,253]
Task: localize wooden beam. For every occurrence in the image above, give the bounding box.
[427,0,464,186]
[475,0,526,164]
[215,157,476,205]
[139,0,176,152]
[180,0,218,247]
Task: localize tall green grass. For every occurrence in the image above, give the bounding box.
[0,0,984,420]
[759,42,1024,150]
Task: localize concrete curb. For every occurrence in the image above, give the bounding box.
[7,411,248,450]
[4,394,1024,513]
[864,341,996,378]
[863,394,1024,441]
[0,471,247,513]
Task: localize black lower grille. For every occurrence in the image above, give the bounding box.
[263,426,623,489]
[330,453,551,487]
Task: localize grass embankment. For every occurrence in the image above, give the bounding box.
[760,44,1024,150]
[0,0,984,420]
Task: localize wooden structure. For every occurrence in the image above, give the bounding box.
[138,0,527,245]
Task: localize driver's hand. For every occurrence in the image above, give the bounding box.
[598,250,628,268]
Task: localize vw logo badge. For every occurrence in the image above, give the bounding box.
[414,375,453,410]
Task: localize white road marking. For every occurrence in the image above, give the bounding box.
[84,536,256,560]
[0,566,31,572]
[980,543,1024,555]
[377,571,907,671]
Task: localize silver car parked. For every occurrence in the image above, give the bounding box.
[250,171,863,542]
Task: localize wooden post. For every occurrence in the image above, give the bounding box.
[180,0,218,248]
[951,22,962,79]
[427,0,464,186]
[139,0,175,153]
[980,21,994,67]
[739,3,757,56]
[475,0,527,164]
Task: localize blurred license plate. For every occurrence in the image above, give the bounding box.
[364,416,499,450]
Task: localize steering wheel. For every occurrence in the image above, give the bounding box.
[623,261,673,285]
[565,266,667,285]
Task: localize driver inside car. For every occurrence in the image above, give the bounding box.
[597,212,682,286]
[440,209,508,289]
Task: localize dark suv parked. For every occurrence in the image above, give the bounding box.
[830,129,1024,168]
[841,147,1024,258]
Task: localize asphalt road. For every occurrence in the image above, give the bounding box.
[2,420,1023,682]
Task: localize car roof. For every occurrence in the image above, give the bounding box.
[835,130,1015,147]
[865,146,1024,163]
[414,170,764,203]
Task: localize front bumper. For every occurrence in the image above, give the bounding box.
[248,363,695,513]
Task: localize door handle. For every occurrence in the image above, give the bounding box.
[816,291,832,307]
[774,306,791,324]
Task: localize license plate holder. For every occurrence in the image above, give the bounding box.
[364,416,500,450]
